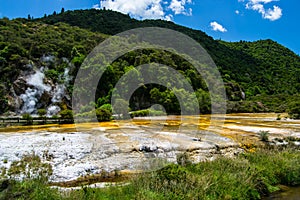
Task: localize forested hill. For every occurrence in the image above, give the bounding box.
[0,9,299,116]
[222,40,300,95]
[38,9,300,97]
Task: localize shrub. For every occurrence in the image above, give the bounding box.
[45,69,59,82]
[176,152,192,166]
[130,109,150,118]
[285,136,300,142]
[0,153,60,200]
[149,109,166,116]
[7,152,52,181]
[22,113,32,120]
[276,114,281,120]
[59,109,73,119]
[258,131,270,142]
[288,102,300,119]
[99,104,112,113]
[37,109,47,117]
[95,108,112,122]
[157,164,188,183]
[51,115,58,119]
[22,113,33,125]
[130,109,167,118]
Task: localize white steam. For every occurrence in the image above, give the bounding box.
[46,67,71,117]
[20,58,72,116]
[47,105,61,117]
[20,69,51,115]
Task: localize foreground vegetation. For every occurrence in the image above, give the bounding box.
[1,146,299,200]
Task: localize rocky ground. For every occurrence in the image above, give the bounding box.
[0,122,240,183]
[1,113,300,185]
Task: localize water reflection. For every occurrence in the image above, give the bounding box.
[263,186,300,200]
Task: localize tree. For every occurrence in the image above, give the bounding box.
[38,109,47,117]
[96,108,112,121]
[61,8,65,14]
[99,104,112,113]
[22,113,33,125]
[288,102,300,119]
[59,109,73,119]
[37,109,47,124]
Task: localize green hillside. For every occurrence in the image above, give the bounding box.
[0,17,107,112]
[38,9,300,96]
[222,39,300,95]
[0,9,299,115]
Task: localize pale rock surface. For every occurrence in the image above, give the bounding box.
[0,126,241,183]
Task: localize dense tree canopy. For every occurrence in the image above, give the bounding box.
[0,9,299,115]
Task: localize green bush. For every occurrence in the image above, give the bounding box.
[7,152,52,180]
[22,113,32,120]
[71,55,85,68]
[149,109,166,116]
[45,69,59,82]
[276,114,281,120]
[176,152,192,167]
[130,109,166,118]
[37,109,47,124]
[22,113,33,125]
[0,153,60,200]
[59,109,73,119]
[99,103,112,113]
[258,131,270,142]
[51,115,58,119]
[130,109,150,118]
[95,108,112,122]
[288,102,300,119]
[37,109,47,118]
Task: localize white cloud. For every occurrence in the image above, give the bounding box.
[99,0,192,20]
[93,4,100,9]
[235,10,240,15]
[242,0,282,21]
[165,14,173,21]
[210,21,227,32]
[100,0,165,19]
[248,0,277,4]
[168,0,192,16]
[249,3,265,13]
[264,5,282,21]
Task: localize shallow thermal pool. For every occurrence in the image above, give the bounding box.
[0,113,299,183]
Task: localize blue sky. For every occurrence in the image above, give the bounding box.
[0,0,299,55]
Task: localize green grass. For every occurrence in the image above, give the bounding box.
[1,147,300,200]
[258,131,270,142]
